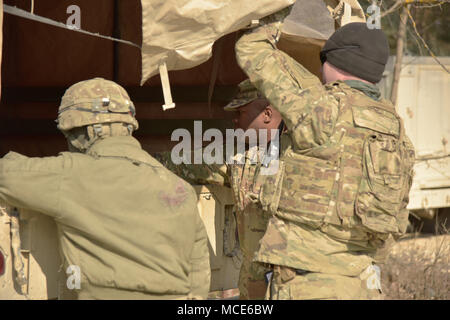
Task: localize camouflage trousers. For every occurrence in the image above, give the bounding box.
[235,204,271,300]
[238,256,270,300]
[266,265,382,300]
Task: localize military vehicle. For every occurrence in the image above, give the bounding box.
[380,56,450,234]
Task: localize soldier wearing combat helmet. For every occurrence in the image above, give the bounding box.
[234,8,416,299]
[0,78,210,299]
[57,77,139,152]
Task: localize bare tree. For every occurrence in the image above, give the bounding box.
[390,4,410,106]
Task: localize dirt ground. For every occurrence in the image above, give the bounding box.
[381,234,450,300]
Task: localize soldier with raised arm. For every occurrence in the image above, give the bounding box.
[234,8,415,299]
[156,79,285,300]
[0,78,210,300]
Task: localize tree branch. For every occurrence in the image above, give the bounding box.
[405,6,450,73]
[390,4,410,105]
[381,0,404,17]
[381,0,450,17]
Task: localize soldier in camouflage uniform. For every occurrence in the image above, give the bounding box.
[0,78,210,299]
[233,11,416,299]
[156,80,284,300]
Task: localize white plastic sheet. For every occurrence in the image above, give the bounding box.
[283,0,335,40]
[283,0,365,39]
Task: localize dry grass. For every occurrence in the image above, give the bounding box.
[381,234,450,300]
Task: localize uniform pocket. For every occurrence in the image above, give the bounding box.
[356,134,404,233]
[259,160,285,214]
[275,154,338,227]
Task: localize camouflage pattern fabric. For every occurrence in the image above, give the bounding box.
[236,203,270,300]
[227,146,272,299]
[223,79,264,111]
[156,146,271,299]
[0,136,210,299]
[266,265,382,300]
[57,78,138,132]
[238,250,269,300]
[256,217,377,276]
[235,19,415,299]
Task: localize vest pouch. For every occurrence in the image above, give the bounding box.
[274,153,338,227]
[259,160,285,214]
[356,133,404,234]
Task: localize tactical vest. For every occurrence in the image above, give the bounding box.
[229,146,266,212]
[259,83,416,237]
[227,147,271,266]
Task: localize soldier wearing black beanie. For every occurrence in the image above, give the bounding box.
[234,9,415,301]
[320,22,390,83]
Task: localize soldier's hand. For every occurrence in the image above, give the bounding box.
[242,5,293,46]
[259,5,293,26]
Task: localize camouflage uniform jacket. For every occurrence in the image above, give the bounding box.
[156,145,272,298]
[0,136,210,299]
[155,146,278,259]
[235,23,415,276]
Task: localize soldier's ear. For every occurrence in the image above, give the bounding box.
[263,107,273,123]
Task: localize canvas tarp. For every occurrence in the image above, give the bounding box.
[140,0,296,85]
[140,0,365,85]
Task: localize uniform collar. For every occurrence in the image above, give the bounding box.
[343,80,381,101]
[86,136,154,165]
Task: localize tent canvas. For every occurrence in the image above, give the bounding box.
[140,0,296,85]
[140,0,366,85]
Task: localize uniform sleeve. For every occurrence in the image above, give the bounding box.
[235,22,338,149]
[0,152,64,218]
[189,208,211,299]
[154,151,230,187]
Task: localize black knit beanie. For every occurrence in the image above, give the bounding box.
[320,23,390,83]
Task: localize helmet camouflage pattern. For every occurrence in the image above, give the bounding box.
[57,78,138,132]
[223,79,264,111]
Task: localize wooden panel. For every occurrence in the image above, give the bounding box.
[0,133,189,157]
[2,0,115,87]
[0,101,235,120]
[0,86,237,103]
[0,134,67,156]
[114,0,142,86]
[0,86,237,121]
[0,1,246,158]
[0,0,3,101]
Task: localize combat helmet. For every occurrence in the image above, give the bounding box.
[57,78,138,135]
